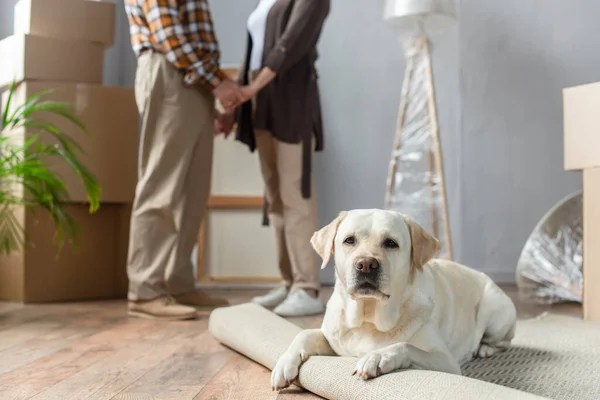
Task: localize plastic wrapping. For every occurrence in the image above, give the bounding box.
[384,36,452,259]
[516,191,582,304]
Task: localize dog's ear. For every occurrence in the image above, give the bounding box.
[311,211,348,269]
[404,216,440,271]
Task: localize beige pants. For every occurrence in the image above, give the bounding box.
[127,52,214,301]
[255,130,320,291]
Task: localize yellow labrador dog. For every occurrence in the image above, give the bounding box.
[271,209,516,390]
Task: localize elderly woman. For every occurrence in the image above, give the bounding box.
[218,0,330,317]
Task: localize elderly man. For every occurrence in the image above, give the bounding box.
[124,0,243,320]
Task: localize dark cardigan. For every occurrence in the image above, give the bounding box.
[235,0,330,225]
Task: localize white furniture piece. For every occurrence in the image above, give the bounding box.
[383,0,455,259]
[195,67,280,286]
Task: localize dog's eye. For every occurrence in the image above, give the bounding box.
[343,236,356,245]
[383,239,399,249]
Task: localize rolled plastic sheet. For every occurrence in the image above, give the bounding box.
[516,191,582,304]
[385,37,451,259]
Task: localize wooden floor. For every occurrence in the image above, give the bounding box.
[0,286,581,400]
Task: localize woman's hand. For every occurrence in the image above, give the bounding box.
[240,85,258,102]
[247,67,277,96]
[238,67,277,104]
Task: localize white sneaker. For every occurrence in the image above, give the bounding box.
[251,286,289,308]
[273,289,325,317]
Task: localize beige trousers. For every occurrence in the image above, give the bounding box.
[255,130,320,291]
[127,52,214,301]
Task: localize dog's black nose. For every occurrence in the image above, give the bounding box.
[354,257,379,273]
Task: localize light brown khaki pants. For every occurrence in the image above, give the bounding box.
[255,130,320,291]
[127,52,214,301]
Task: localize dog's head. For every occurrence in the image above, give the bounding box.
[311,209,440,301]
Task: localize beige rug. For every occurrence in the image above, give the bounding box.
[209,304,600,400]
[462,312,600,399]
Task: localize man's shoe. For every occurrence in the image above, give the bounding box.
[251,285,289,308]
[173,290,230,309]
[128,296,197,321]
[273,289,325,317]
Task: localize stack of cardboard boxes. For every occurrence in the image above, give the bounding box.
[0,0,137,302]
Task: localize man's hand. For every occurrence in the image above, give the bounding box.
[214,111,225,135]
[213,79,244,112]
[214,110,235,138]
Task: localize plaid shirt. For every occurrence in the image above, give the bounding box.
[125,0,226,89]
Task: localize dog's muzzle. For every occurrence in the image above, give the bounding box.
[351,257,381,295]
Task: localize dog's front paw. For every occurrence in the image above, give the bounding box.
[271,351,306,391]
[475,343,504,359]
[353,349,408,380]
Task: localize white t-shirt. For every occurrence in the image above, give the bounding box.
[247,0,278,71]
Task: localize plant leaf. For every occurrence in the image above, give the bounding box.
[0,81,102,254]
[1,81,17,129]
[0,205,25,256]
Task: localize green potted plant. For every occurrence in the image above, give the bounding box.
[0,81,101,255]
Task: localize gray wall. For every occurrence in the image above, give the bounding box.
[0,0,19,39]
[102,0,137,87]
[457,0,593,280]
[2,0,596,283]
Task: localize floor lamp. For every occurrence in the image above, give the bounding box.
[383,0,456,260]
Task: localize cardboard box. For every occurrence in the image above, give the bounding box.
[583,168,600,321]
[0,34,104,90]
[13,0,116,47]
[563,82,600,171]
[564,81,600,322]
[3,82,138,203]
[0,204,131,303]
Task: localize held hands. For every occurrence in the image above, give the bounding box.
[214,66,275,112]
[213,79,243,112]
[213,79,258,112]
[213,67,275,136]
[213,83,259,137]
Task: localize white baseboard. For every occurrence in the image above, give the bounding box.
[196,282,336,290]
[195,282,279,290]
